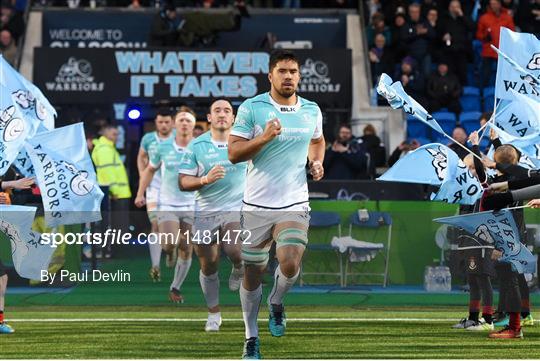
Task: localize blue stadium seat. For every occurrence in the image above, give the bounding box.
[432,111,457,134]
[483,87,495,112]
[463,86,481,96]
[406,118,429,139]
[460,111,482,134]
[460,87,482,112]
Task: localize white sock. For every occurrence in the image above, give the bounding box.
[199,271,220,309]
[267,266,299,306]
[170,258,192,291]
[148,239,162,268]
[240,284,262,339]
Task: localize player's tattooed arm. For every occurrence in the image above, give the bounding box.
[228,119,282,163]
[308,136,325,181]
[179,165,226,191]
[134,165,158,207]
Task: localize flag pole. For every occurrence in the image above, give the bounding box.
[442,133,483,161]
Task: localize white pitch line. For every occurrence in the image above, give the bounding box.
[6,317,456,323]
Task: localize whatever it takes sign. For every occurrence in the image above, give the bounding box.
[33,48,351,108]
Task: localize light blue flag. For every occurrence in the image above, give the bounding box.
[24,123,103,227]
[0,102,32,175]
[430,160,484,205]
[434,209,536,274]
[495,28,540,101]
[0,205,55,279]
[379,143,482,205]
[379,143,458,185]
[11,123,49,177]
[494,89,540,138]
[0,55,56,131]
[377,73,446,135]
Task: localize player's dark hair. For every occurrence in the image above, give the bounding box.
[155,107,172,118]
[269,49,300,72]
[208,99,234,114]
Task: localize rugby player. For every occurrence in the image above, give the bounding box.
[137,107,175,281]
[228,49,325,359]
[179,99,247,332]
[135,109,196,303]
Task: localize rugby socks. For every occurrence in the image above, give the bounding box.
[468,300,480,322]
[200,271,220,309]
[148,241,162,268]
[509,312,521,331]
[240,284,262,339]
[482,306,494,324]
[170,258,192,291]
[521,299,531,318]
[267,266,299,306]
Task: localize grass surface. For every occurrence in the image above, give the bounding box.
[2,305,540,359]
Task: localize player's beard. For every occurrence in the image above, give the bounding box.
[276,85,296,99]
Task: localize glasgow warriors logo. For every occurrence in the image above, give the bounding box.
[426,146,448,181]
[62,161,94,196]
[0,106,25,142]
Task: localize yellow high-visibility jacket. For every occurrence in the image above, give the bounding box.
[91,136,131,199]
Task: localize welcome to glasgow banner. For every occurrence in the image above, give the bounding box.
[24,123,103,227]
[0,205,55,279]
[32,48,352,108]
[434,209,536,274]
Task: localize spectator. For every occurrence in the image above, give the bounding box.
[0,5,24,43]
[0,30,16,67]
[427,62,462,114]
[449,126,470,159]
[323,124,369,180]
[399,2,436,78]
[515,0,540,35]
[476,0,515,87]
[369,33,394,85]
[366,12,391,48]
[388,139,420,167]
[361,124,386,167]
[91,125,132,256]
[438,0,475,86]
[395,56,426,105]
[148,4,185,47]
[389,13,407,61]
[193,124,205,137]
[364,0,382,19]
[426,7,438,28]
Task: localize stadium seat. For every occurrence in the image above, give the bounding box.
[345,211,393,287]
[301,211,343,286]
[406,118,429,139]
[459,111,482,134]
[432,111,457,135]
[483,86,495,112]
[460,86,482,112]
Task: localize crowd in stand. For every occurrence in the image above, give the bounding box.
[368,0,540,116]
[33,0,358,8]
[0,0,25,66]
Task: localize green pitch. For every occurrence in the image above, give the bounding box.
[2,305,540,359]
